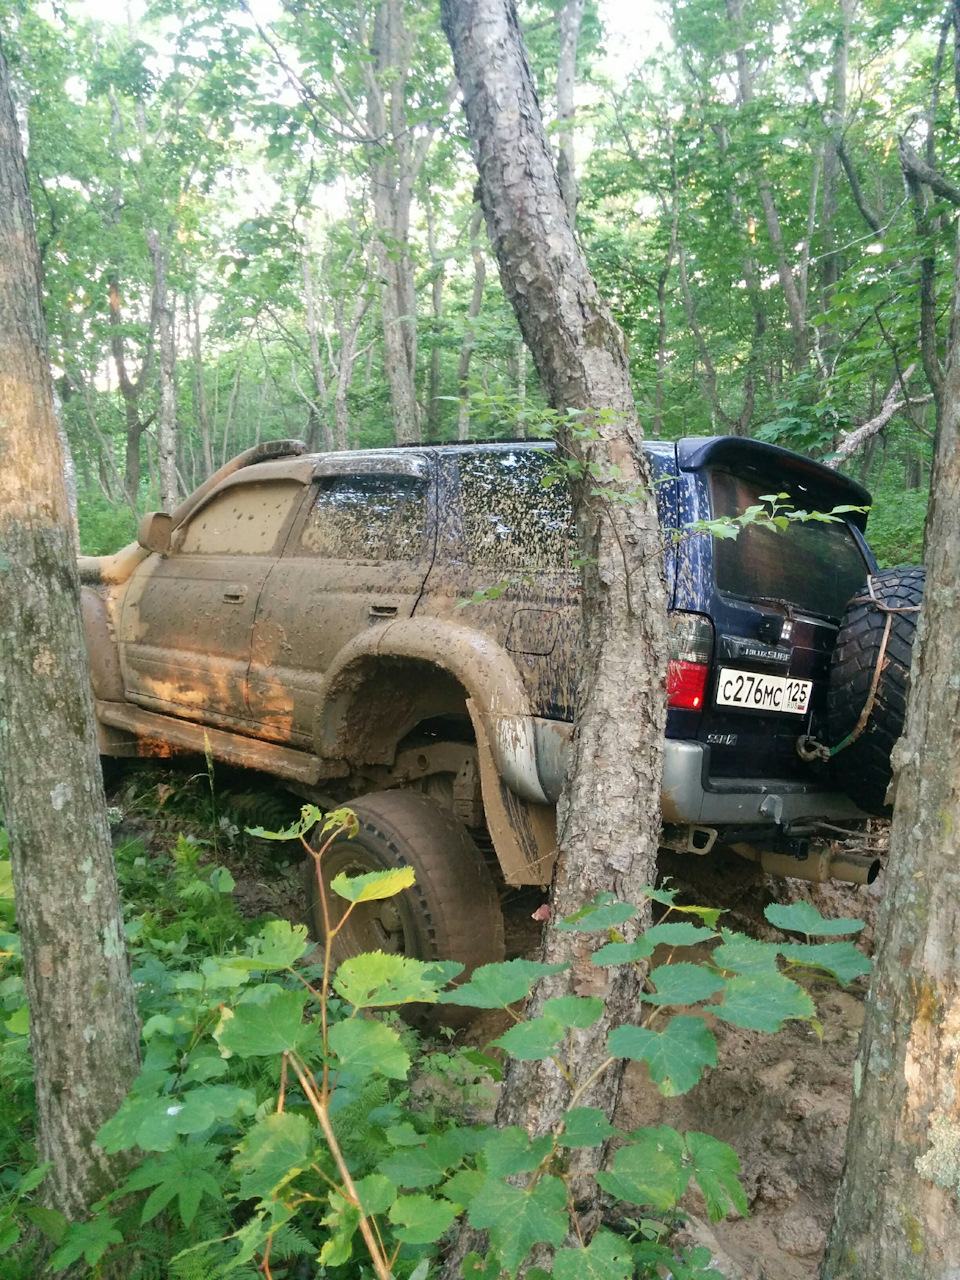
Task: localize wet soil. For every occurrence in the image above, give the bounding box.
[108,760,885,1280]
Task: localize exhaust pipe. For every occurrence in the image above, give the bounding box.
[730,842,881,886]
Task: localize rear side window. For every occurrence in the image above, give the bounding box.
[710,470,867,619]
[457,450,576,570]
[176,481,302,556]
[297,475,428,561]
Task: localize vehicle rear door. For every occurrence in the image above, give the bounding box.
[246,452,437,745]
[118,469,308,728]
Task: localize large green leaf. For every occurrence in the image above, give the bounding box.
[590,938,654,966]
[232,1112,313,1201]
[333,951,458,1008]
[608,1016,717,1095]
[50,1216,122,1271]
[764,901,865,937]
[559,1107,618,1148]
[228,920,311,971]
[481,1127,556,1178]
[215,989,310,1057]
[378,1131,474,1188]
[716,971,815,1032]
[644,922,718,947]
[779,941,871,985]
[596,1127,689,1209]
[552,1228,635,1280]
[467,1174,567,1272]
[437,959,568,1008]
[542,995,605,1028]
[711,931,781,974]
[555,897,639,932]
[493,1015,565,1060]
[98,1085,256,1153]
[388,1194,460,1243]
[122,1143,224,1227]
[330,866,416,902]
[644,963,725,1006]
[327,1017,411,1080]
[685,1131,749,1221]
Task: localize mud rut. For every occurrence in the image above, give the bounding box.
[109,764,883,1280]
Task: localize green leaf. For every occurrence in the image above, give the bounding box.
[232,1112,313,1200]
[379,1132,474,1188]
[461,1252,501,1280]
[0,1222,18,1254]
[685,1131,749,1221]
[717,971,815,1032]
[388,1194,459,1243]
[596,1127,689,1210]
[712,930,781,974]
[50,1216,123,1270]
[542,995,605,1028]
[98,1086,255,1153]
[764,902,865,936]
[553,1228,635,1280]
[645,963,725,1006]
[330,866,416,902]
[437,959,569,1008]
[609,1015,717,1096]
[354,1173,397,1216]
[442,1169,486,1210]
[591,938,654,966]
[215,989,309,1057]
[555,898,638,932]
[123,1144,223,1228]
[779,941,871,985]
[333,951,458,1008]
[481,1127,556,1178]
[493,1015,565,1060]
[21,1206,67,1245]
[644,922,718,947]
[228,920,311,971]
[328,1018,411,1080]
[559,1107,618,1147]
[467,1174,568,1272]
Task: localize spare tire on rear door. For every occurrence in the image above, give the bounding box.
[827,566,925,816]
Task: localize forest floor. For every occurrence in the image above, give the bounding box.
[108,760,884,1280]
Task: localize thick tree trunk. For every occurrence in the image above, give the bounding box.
[556,0,586,224]
[821,223,960,1280]
[440,0,667,1261]
[146,228,178,510]
[0,43,140,1220]
[426,196,445,437]
[456,202,486,440]
[301,239,335,451]
[192,296,214,478]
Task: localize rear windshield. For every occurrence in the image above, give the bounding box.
[710,470,868,619]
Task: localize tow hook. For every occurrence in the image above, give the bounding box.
[796,734,831,763]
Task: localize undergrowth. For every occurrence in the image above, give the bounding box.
[0,791,871,1279]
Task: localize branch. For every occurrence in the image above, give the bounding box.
[834,133,883,233]
[827,364,933,466]
[898,137,960,206]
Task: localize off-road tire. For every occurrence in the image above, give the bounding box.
[304,789,505,978]
[827,566,925,815]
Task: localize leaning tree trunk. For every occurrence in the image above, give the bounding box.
[440,0,668,1262]
[0,42,141,1221]
[821,223,960,1279]
[146,227,178,511]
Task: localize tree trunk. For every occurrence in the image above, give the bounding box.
[0,42,141,1221]
[822,220,960,1278]
[146,228,178,510]
[426,196,445,437]
[456,202,486,440]
[192,295,214,478]
[440,0,668,1261]
[556,0,586,224]
[301,237,334,451]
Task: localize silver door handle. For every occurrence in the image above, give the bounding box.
[223,585,248,604]
[369,604,398,618]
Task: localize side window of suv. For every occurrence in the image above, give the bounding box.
[175,481,303,555]
[296,475,428,561]
[457,450,576,570]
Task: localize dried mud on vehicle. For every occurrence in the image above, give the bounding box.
[79,434,920,973]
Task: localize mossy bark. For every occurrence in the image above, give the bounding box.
[0,43,140,1219]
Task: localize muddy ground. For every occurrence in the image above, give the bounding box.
[109,761,884,1280]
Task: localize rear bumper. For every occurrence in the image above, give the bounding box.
[662,740,866,826]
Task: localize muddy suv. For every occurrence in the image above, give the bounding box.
[79,435,888,973]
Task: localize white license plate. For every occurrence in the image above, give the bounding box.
[715,668,812,715]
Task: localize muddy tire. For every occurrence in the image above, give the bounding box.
[827,566,925,816]
[304,789,505,979]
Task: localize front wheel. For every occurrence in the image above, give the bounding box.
[304,789,505,977]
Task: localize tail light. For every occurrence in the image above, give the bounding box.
[667,612,713,710]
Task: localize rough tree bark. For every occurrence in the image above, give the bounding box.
[145,226,178,510]
[556,0,586,224]
[439,0,668,1262]
[0,42,141,1220]
[456,201,486,440]
[821,217,960,1279]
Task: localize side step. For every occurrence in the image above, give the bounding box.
[95,701,339,786]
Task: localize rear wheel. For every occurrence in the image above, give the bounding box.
[304,789,505,976]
